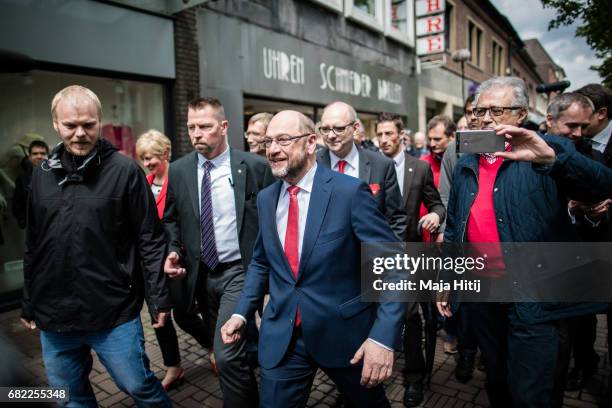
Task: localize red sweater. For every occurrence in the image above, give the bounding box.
[419,153,442,241]
[147,173,168,220]
[467,156,505,274]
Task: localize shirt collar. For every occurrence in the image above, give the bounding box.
[282,162,317,196]
[392,150,405,168]
[197,144,230,168]
[329,143,358,170]
[592,120,612,147]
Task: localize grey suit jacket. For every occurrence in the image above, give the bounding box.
[162,148,274,312]
[317,146,407,240]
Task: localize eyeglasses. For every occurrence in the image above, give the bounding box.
[473,106,524,117]
[319,122,355,136]
[263,133,310,147]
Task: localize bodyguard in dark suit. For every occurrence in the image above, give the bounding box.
[221,110,404,408]
[317,101,406,239]
[377,112,445,407]
[163,97,274,407]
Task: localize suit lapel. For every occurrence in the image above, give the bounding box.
[403,153,415,204]
[298,165,332,279]
[317,148,332,168]
[230,149,247,236]
[358,148,371,183]
[187,152,200,219]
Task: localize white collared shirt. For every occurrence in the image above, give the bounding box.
[275,163,317,257]
[330,143,359,178]
[197,145,241,263]
[592,120,612,154]
[392,150,406,196]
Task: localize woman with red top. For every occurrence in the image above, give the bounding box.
[136,130,185,390]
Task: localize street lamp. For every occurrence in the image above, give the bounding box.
[452,49,471,102]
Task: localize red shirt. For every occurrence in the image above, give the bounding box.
[467,156,505,274]
[147,173,168,219]
[419,153,442,242]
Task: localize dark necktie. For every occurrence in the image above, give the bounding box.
[200,161,219,270]
[285,185,301,326]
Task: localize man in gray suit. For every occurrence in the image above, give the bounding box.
[163,97,274,407]
[316,101,406,240]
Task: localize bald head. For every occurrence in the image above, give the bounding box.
[268,110,315,136]
[320,101,358,158]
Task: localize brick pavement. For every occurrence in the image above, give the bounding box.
[1,307,610,407]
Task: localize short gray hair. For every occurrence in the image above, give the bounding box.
[547,92,594,121]
[475,76,529,108]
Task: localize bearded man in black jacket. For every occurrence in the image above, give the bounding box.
[20,85,172,407]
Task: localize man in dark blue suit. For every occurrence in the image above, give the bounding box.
[221,110,404,407]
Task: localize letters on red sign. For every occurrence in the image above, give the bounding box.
[427,36,443,52]
[427,16,443,32]
[426,0,441,13]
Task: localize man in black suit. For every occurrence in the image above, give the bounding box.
[163,97,274,407]
[317,101,406,239]
[377,112,445,407]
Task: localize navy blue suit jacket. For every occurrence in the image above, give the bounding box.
[235,164,404,369]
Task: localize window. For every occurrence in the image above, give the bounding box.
[345,0,384,32]
[492,39,504,76]
[385,0,415,46]
[309,0,343,12]
[445,1,455,51]
[468,20,483,67]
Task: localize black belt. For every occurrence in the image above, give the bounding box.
[201,259,242,272]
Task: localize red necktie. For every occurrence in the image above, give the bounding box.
[285,185,301,326]
[337,160,347,174]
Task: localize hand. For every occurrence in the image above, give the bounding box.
[20,318,36,330]
[350,340,394,388]
[585,199,611,221]
[493,125,555,164]
[434,232,445,243]
[419,213,440,233]
[568,200,588,217]
[152,311,170,329]
[164,252,186,279]
[221,316,245,344]
[436,290,452,317]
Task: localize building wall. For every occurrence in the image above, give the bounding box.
[173,8,200,157]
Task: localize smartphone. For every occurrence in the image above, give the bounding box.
[456,130,505,154]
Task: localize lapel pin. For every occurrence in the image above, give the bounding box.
[238,169,242,174]
[408,168,413,172]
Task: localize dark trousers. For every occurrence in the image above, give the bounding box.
[150,313,181,367]
[456,303,478,358]
[204,261,259,408]
[403,302,429,381]
[471,303,559,408]
[260,328,390,408]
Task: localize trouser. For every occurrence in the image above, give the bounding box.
[402,302,429,381]
[40,316,171,408]
[260,328,390,408]
[203,260,259,408]
[456,303,478,358]
[150,312,181,367]
[471,303,559,408]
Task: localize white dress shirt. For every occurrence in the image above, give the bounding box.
[392,150,406,196]
[197,146,241,263]
[591,120,612,154]
[275,162,317,257]
[330,143,359,178]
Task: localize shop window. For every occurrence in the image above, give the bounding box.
[345,0,384,32]
[385,0,415,46]
[467,19,483,68]
[0,70,166,299]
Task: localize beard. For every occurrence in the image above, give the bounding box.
[271,148,308,180]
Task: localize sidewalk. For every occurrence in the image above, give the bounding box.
[1,307,609,407]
